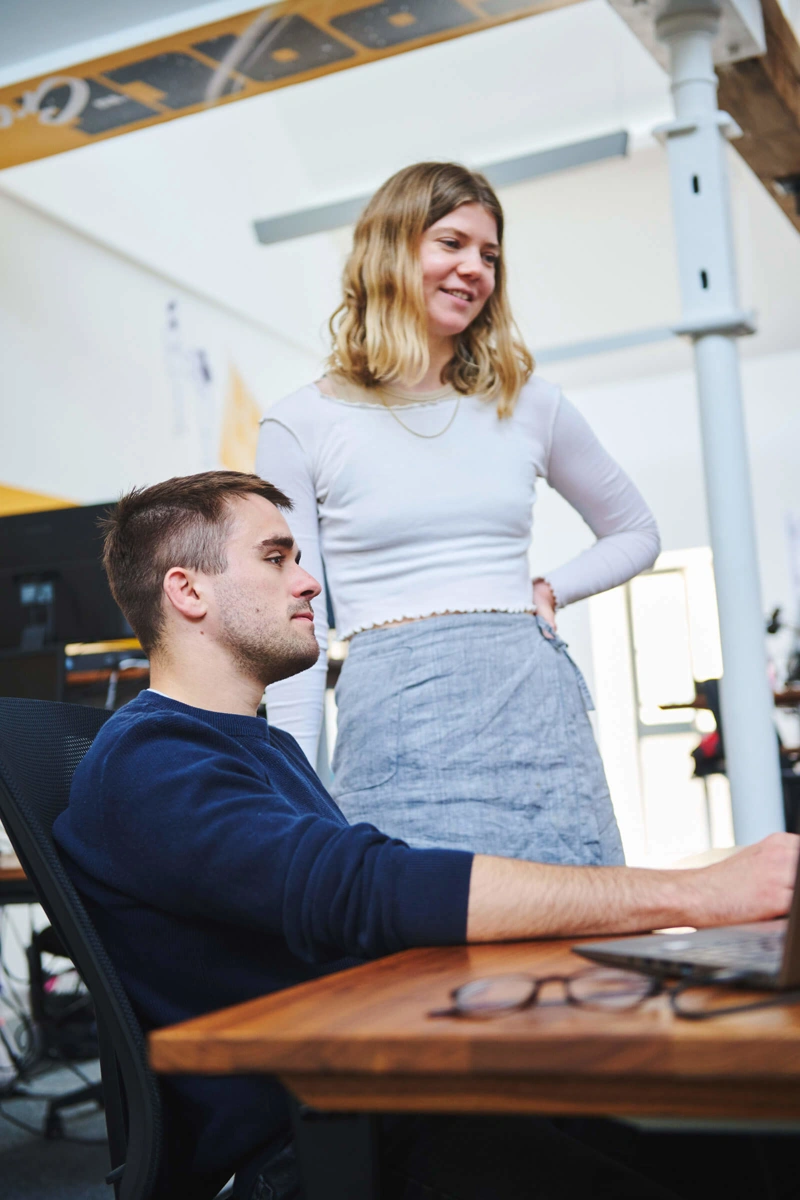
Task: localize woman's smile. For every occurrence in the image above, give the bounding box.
[420,201,498,340]
[440,287,476,305]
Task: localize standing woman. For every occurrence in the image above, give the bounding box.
[256,162,659,867]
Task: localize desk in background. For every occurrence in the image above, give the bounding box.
[0,851,37,904]
[0,640,148,709]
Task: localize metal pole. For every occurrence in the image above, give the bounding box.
[656,1,784,844]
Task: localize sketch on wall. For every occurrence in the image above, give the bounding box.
[0,187,320,507]
[163,298,263,474]
[163,298,218,469]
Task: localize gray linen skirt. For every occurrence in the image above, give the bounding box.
[330,612,624,866]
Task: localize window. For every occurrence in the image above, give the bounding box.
[590,549,733,866]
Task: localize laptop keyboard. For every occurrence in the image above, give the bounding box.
[652,931,783,974]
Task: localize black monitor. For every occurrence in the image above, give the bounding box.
[0,648,64,700]
[0,503,131,650]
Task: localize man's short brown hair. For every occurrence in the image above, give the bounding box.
[101,471,292,655]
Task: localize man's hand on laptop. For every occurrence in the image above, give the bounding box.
[466,833,800,942]
[685,832,800,928]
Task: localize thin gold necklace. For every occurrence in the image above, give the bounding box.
[377,390,461,439]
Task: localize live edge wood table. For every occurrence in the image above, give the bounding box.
[149,939,800,1198]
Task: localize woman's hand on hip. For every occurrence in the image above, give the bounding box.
[533,578,557,637]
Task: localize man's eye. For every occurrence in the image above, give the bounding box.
[265,555,284,566]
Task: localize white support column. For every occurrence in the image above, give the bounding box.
[656,2,784,844]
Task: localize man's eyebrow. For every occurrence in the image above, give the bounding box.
[256,536,298,557]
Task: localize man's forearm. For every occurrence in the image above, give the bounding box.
[466,834,800,942]
[467,856,687,941]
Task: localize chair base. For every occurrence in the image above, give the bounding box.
[43,1078,104,1139]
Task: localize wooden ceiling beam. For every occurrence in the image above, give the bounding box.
[716,0,800,233]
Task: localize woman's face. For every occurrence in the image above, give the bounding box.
[419,202,499,342]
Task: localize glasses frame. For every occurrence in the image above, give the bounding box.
[428,968,800,1022]
[667,976,800,1020]
[428,967,663,1019]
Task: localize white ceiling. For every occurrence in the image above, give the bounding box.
[2,1,800,377]
[0,0,249,79]
[0,6,673,341]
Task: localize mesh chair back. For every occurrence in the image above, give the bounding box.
[0,698,163,1200]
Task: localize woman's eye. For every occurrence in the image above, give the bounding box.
[483,254,498,266]
[440,238,460,249]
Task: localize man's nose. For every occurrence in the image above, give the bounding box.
[294,567,321,599]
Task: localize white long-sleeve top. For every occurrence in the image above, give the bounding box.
[256,376,660,763]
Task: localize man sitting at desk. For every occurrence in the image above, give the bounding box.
[54,471,798,1200]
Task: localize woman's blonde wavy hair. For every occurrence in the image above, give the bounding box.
[327,162,533,418]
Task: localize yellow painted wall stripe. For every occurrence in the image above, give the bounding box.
[0,483,76,517]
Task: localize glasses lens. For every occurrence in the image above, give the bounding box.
[568,968,656,1010]
[454,975,536,1016]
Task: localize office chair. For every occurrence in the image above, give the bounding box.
[25,921,105,1138]
[0,698,163,1199]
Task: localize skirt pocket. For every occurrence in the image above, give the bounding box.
[331,644,408,793]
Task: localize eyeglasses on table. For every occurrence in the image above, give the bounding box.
[428,968,660,1019]
[427,967,800,1021]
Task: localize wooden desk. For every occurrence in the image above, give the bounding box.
[149,938,800,1123]
[661,689,800,711]
[0,851,37,903]
[0,852,25,881]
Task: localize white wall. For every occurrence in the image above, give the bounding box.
[528,342,800,858]
[532,339,800,675]
[572,347,800,644]
[0,189,320,504]
[513,128,800,694]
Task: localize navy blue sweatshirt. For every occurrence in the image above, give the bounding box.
[53,691,473,1182]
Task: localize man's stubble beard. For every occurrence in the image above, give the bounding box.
[216,589,320,687]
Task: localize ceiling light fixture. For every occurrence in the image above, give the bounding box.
[253,130,628,246]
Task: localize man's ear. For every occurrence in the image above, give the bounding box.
[163,567,209,622]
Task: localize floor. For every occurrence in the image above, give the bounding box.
[0,1062,110,1200]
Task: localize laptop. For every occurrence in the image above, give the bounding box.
[573,856,800,990]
